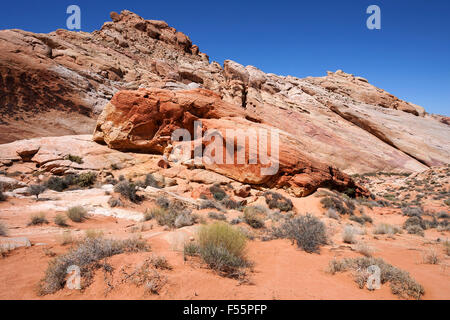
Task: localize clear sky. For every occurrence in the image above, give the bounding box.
[0,0,449,116]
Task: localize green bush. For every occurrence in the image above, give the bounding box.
[273,214,327,253]
[264,191,293,212]
[114,180,140,203]
[77,172,97,188]
[67,206,88,223]
[192,222,249,276]
[28,185,47,200]
[210,184,227,201]
[65,154,84,164]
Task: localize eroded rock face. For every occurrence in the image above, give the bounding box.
[94,88,368,197]
[93,88,245,153]
[0,10,449,175]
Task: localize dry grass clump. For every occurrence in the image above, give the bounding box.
[422,249,440,265]
[328,257,424,299]
[355,242,374,257]
[272,214,327,253]
[243,206,267,229]
[54,214,68,227]
[320,193,355,215]
[373,223,401,235]
[342,225,358,244]
[208,212,227,221]
[263,191,293,212]
[28,213,49,226]
[114,180,141,203]
[66,206,88,223]
[184,222,250,277]
[38,237,149,295]
[444,239,450,256]
[122,257,168,295]
[147,200,197,229]
[84,229,104,239]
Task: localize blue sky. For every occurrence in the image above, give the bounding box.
[0,0,449,116]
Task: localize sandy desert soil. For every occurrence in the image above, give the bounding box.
[0,165,448,300]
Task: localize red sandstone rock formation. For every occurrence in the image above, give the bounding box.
[0,10,448,175]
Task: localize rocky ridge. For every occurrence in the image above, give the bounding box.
[0,10,449,175]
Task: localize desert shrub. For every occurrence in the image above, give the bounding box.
[54,214,68,227]
[184,242,200,257]
[38,237,149,295]
[149,201,196,228]
[65,154,84,164]
[149,256,172,270]
[264,191,293,212]
[406,225,424,237]
[0,190,6,202]
[342,225,357,244]
[403,216,426,230]
[444,199,450,206]
[326,209,339,220]
[230,217,243,225]
[327,257,424,299]
[46,176,68,192]
[349,215,365,225]
[194,222,249,276]
[355,242,374,257]
[174,211,195,228]
[208,212,227,221]
[243,206,267,229]
[320,195,354,215]
[273,214,327,253]
[373,223,401,235]
[66,206,88,223]
[28,213,49,226]
[221,197,242,210]
[401,206,423,217]
[108,197,123,208]
[156,196,170,209]
[144,174,163,189]
[0,222,7,236]
[199,199,224,211]
[210,184,227,201]
[77,172,97,188]
[443,240,450,256]
[114,180,140,203]
[150,207,175,227]
[84,229,104,239]
[28,184,47,200]
[422,249,439,264]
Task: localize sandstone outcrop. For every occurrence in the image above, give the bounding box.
[94,88,368,197]
[0,10,448,175]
